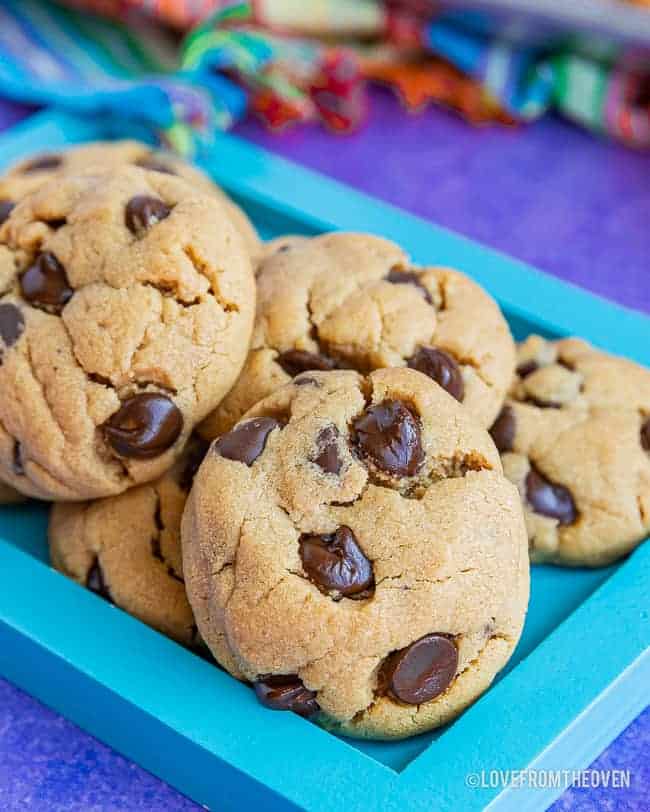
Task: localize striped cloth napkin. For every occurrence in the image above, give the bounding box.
[0,0,647,154]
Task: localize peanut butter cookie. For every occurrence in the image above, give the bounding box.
[490,335,650,566]
[0,140,260,257]
[49,436,210,645]
[0,165,255,500]
[183,368,529,739]
[199,232,515,439]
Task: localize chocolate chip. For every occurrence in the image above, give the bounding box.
[0,303,25,349]
[489,405,516,453]
[22,154,62,173]
[178,436,211,491]
[299,526,373,598]
[215,417,281,466]
[277,350,337,377]
[525,466,577,525]
[380,634,458,705]
[385,268,432,304]
[253,675,319,717]
[134,156,177,175]
[20,252,73,313]
[516,360,539,378]
[642,418,650,452]
[352,399,424,478]
[0,199,15,225]
[407,347,464,402]
[103,393,183,459]
[86,558,113,603]
[312,425,342,475]
[125,195,171,235]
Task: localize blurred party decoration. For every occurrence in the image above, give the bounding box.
[0,0,646,151]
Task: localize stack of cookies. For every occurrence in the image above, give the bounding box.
[0,142,647,741]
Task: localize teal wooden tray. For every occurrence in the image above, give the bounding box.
[0,110,648,812]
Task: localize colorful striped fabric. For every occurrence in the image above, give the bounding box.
[0,0,647,153]
[0,0,246,153]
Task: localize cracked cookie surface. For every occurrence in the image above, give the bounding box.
[491,335,650,567]
[183,367,529,739]
[0,165,255,500]
[0,140,260,258]
[49,436,210,645]
[198,232,515,440]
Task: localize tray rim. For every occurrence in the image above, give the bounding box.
[0,109,648,812]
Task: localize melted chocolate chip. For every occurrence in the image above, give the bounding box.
[525,467,577,525]
[253,675,320,717]
[277,350,337,377]
[642,418,650,452]
[489,405,516,453]
[312,425,342,475]
[20,253,73,313]
[407,347,464,402]
[178,437,211,491]
[215,417,281,466]
[103,393,183,459]
[125,195,171,235]
[299,526,373,598]
[380,634,458,705]
[86,558,113,602]
[0,303,25,349]
[352,399,424,478]
[134,156,177,175]
[0,199,15,225]
[385,268,432,304]
[516,360,539,378]
[22,154,62,173]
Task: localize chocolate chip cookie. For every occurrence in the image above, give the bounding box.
[199,232,515,439]
[49,436,210,645]
[0,140,260,257]
[183,367,529,739]
[255,235,308,267]
[0,165,255,500]
[490,335,650,567]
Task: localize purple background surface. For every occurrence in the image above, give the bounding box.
[0,92,649,810]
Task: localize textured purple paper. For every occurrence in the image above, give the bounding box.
[0,94,648,810]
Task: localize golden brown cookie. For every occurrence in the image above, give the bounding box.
[0,165,255,500]
[0,141,260,258]
[49,436,210,645]
[490,335,650,567]
[183,367,529,739]
[199,232,515,439]
[255,235,308,268]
